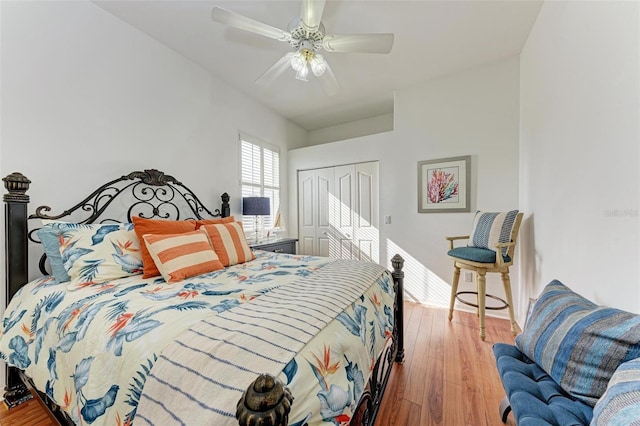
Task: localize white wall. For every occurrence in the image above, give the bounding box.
[0,0,306,291]
[307,113,394,146]
[519,1,640,313]
[289,57,520,318]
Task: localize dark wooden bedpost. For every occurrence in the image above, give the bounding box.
[2,172,31,401]
[391,254,405,363]
[3,172,30,300]
[221,192,231,218]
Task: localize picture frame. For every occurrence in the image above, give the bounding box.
[418,155,470,213]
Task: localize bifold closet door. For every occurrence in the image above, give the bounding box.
[298,162,378,261]
[352,161,378,262]
[298,167,333,257]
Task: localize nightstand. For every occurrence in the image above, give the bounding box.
[249,238,298,255]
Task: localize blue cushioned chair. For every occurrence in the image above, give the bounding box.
[446,212,523,340]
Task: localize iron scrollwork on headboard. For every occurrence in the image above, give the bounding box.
[31,169,230,224]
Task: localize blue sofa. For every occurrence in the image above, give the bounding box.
[493,280,640,425]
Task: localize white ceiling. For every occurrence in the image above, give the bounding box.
[93,0,542,131]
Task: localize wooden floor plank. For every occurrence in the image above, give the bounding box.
[442,380,465,426]
[404,305,434,405]
[0,302,516,426]
[0,391,59,426]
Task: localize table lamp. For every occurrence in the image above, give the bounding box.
[242,197,270,242]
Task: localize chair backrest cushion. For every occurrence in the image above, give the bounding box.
[516,280,640,407]
[468,210,519,255]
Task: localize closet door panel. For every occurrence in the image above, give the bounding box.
[316,168,334,257]
[334,165,355,259]
[354,162,379,262]
[298,170,316,255]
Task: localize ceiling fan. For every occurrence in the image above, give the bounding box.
[211,0,394,95]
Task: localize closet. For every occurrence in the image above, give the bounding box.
[298,161,379,261]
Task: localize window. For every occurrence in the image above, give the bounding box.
[240,135,280,235]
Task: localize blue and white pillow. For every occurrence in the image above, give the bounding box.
[56,222,144,290]
[591,358,640,425]
[468,210,519,255]
[37,222,71,283]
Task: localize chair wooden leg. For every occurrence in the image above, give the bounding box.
[449,265,461,321]
[477,270,487,341]
[501,271,518,335]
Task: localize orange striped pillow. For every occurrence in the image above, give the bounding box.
[142,230,223,283]
[200,222,255,266]
[195,216,235,229]
[132,216,197,278]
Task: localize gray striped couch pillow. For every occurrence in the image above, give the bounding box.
[516,280,640,407]
[591,358,640,425]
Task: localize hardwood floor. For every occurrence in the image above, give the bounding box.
[0,391,59,426]
[377,302,517,425]
[0,302,516,426]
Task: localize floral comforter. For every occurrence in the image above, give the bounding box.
[0,251,395,426]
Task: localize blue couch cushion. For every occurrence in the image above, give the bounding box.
[516,280,640,406]
[494,343,593,425]
[448,246,511,264]
[591,358,640,425]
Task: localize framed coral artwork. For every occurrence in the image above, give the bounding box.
[418,155,470,213]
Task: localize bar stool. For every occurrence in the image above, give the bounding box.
[446,211,523,340]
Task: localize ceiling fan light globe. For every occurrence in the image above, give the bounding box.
[290,53,306,72]
[310,54,327,76]
[295,64,309,81]
[311,64,326,77]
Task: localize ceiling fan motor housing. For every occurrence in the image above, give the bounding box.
[287,17,324,51]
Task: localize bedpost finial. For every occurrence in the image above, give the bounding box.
[391,254,404,275]
[3,172,31,203]
[236,374,293,426]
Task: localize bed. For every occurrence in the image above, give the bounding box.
[0,169,405,426]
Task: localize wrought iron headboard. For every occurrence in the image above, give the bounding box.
[31,169,229,223]
[5,169,230,279]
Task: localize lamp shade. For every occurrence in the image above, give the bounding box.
[242,197,270,216]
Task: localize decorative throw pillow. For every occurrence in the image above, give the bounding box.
[131,216,197,278]
[143,230,223,283]
[200,222,255,266]
[468,210,519,255]
[195,216,235,228]
[591,358,640,425]
[57,222,144,290]
[516,280,640,406]
[37,221,71,283]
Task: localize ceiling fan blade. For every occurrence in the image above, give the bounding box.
[322,33,395,54]
[300,0,326,31]
[256,53,295,87]
[211,7,291,41]
[318,62,340,96]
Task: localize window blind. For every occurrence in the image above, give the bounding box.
[240,137,279,234]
